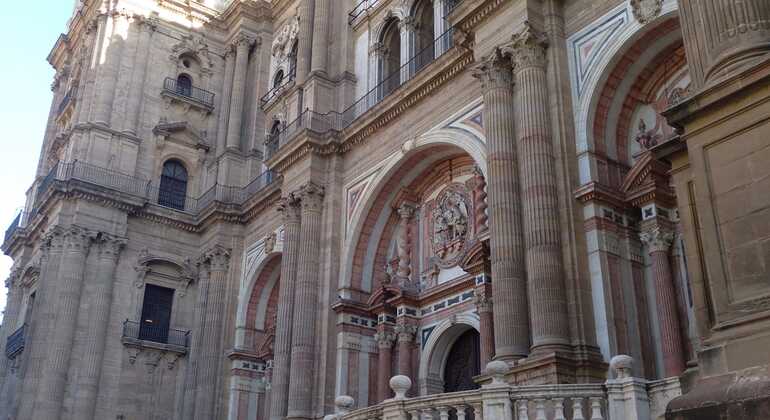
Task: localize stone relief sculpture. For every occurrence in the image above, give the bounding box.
[430,187,470,267]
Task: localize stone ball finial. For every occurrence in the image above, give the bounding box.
[485,360,509,385]
[389,375,412,399]
[334,395,355,414]
[609,354,634,379]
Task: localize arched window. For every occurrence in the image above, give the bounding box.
[288,40,298,77]
[159,160,188,210]
[273,69,285,89]
[176,74,193,97]
[380,18,402,96]
[413,0,435,69]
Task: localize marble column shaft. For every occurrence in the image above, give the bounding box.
[269,194,302,420]
[310,0,329,73]
[507,27,571,352]
[475,292,495,367]
[395,325,416,378]
[183,258,211,420]
[32,226,93,420]
[641,228,685,377]
[123,17,155,134]
[194,246,231,420]
[286,183,324,420]
[93,14,125,126]
[216,48,236,154]
[472,51,530,360]
[72,235,124,420]
[396,204,415,280]
[225,35,254,151]
[296,0,315,85]
[17,232,62,420]
[375,332,396,402]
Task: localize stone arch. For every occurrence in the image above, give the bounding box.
[244,253,282,352]
[371,7,408,44]
[340,128,486,293]
[418,313,480,395]
[574,1,680,158]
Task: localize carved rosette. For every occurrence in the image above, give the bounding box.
[640,227,674,254]
[471,49,512,93]
[505,22,548,71]
[204,245,231,272]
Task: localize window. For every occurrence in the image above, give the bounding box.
[379,18,402,96]
[158,160,188,211]
[176,74,193,97]
[273,69,285,89]
[288,40,298,77]
[138,284,175,344]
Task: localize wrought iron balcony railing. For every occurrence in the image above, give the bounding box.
[5,324,26,358]
[163,77,215,108]
[57,87,77,116]
[4,212,22,244]
[265,27,456,159]
[122,320,190,348]
[260,68,296,107]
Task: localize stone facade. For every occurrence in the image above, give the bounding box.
[0,0,769,419]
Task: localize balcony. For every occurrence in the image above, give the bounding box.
[57,87,77,117]
[121,319,189,353]
[162,77,215,111]
[265,27,458,160]
[4,212,23,244]
[5,324,26,359]
[260,68,296,108]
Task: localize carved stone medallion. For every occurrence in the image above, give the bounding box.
[430,185,471,268]
[631,0,662,25]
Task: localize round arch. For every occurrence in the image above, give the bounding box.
[418,313,480,395]
[340,128,486,292]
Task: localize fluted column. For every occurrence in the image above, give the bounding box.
[475,288,495,367]
[72,234,125,419]
[123,17,155,134]
[310,0,329,73]
[216,48,236,154]
[225,35,255,151]
[183,257,211,420]
[395,324,416,378]
[506,24,571,353]
[93,13,126,126]
[17,229,63,420]
[194,245,231,420]
[0,268,23,412]
[375,331,396,402]
[395,204,415,285]
[269,194,302,420]
[32,226,93,420]
[74,19,99,126]
[286,183,324,420]
[296,0,315,85]
[641,227,685,377]
[471,51,529,361]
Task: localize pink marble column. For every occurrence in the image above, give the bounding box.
[475,286,495,367]
[395,324,416,378]
[375,331,396,402]
[473,166,489,234]
[269,194,302,420]
[506,24,570,353]
[472,50,530,361]
[641,227,685,377]
[396,204,415,285]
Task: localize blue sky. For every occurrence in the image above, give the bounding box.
[0,2,74,318]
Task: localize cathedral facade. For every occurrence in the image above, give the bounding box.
[2,0,770,419]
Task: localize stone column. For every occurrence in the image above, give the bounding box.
[93,14,126,126]
[123,17,155,135]
[17,229,64,420]
[640,227,685,377]
[506,24,571,353]
[0,268,23,413]
[375,331,396,402]
[395,324,416,378]
[194,245,232,420]
[183,258,211,420]
[72,234,125,420]
[286,183,324,420]
[310,0,329,74]
[225,35,255,151]
[399,17,417,83]
[471,51,530,361]
[473,166,489,233]
[296,0,315,85]
[74,19,99,126]
[395,204,415,286]
[216,48,236,154]
[269,194,302,420]
[678,0,770,88]
[475,287,495,367]
[32,226,93,419]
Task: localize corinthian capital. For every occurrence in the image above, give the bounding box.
[278,193,302,223]
[503,21,548,70]
[62,226,95,252]
[394,324,417,342]
[232,33,257,51]
[298,182,325,212]
[95,233,127,260]
[471,48,513,92]
[639,226,674,253]
[374,331,397,349]
[204,244,231,272]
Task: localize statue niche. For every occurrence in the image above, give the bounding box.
[429,186,470,268]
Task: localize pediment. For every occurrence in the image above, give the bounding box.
[153,121,211,152]
[620,151,675,207]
